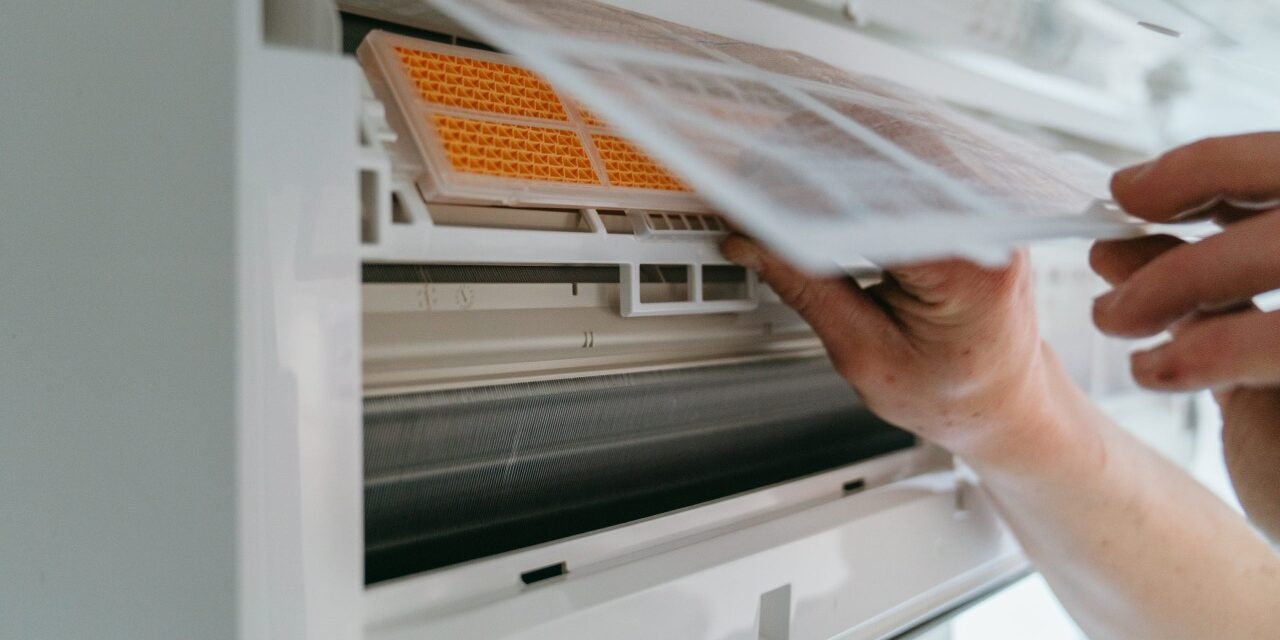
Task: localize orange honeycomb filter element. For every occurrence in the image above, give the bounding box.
[433,114,601,184]
[592,135,690,191]
[396,47,569,121]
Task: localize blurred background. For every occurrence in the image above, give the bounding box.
[763,0,1280,150]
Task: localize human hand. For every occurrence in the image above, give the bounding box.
[720,237,1074,472]
[1090,132,1280,539]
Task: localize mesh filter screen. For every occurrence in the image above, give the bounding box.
[428,0,1142,270]
[364,357,913,583]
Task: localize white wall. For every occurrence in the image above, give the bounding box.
[0,2,241,638]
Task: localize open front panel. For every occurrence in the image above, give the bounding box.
[358,245,916,582]
[428,0,1140,271]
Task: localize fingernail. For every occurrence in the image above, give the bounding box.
[1093,289,1121,318]
[1169,196,1221,221]
[1131,346,1178,386]
[721,238,762,270]
[1112,160,1154,187]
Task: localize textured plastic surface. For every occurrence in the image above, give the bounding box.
[358,31,707,212]
[396,47,569,120]
[592,134,688,191]
[433,114,599,184]
[428,0,1145,272]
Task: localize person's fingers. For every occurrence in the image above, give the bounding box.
[1130,309,1280,391]
[1093,211,1280,337]
[720,235,897,376]
[1088,235,1185,286]
[1110,132,1280,221]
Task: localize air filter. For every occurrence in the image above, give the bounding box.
[358,31,703,211]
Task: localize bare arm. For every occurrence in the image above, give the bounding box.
[721,137,1280,637]
[1095,132,1280,541]
[979,357,1280,639]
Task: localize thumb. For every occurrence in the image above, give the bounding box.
[887,253,1026,308]
[720,235,895,371]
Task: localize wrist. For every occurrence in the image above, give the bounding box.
[952,344,1106,480]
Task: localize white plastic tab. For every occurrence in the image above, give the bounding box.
[619,263,759,317]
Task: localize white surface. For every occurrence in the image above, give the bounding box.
[950,575,1085,640]
[362,201,764,315]
[2,2,240,638]
[1,2,363,638]
[361,279,821,393]
[366,462,1027,640]
[235,46,364,640]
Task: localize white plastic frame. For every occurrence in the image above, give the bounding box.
[355,31,760,317]
[355,119,760,316]
[619,262,759,317]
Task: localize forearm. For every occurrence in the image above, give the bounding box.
[963,348,1280,640]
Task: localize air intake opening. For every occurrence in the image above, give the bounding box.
[703,265,750,301]
[360,169,380,243]
[427,203,591,232]
[639,265,690,303]
[390,192,412,225]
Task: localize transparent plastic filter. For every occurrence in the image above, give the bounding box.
[427,0,1141,272]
